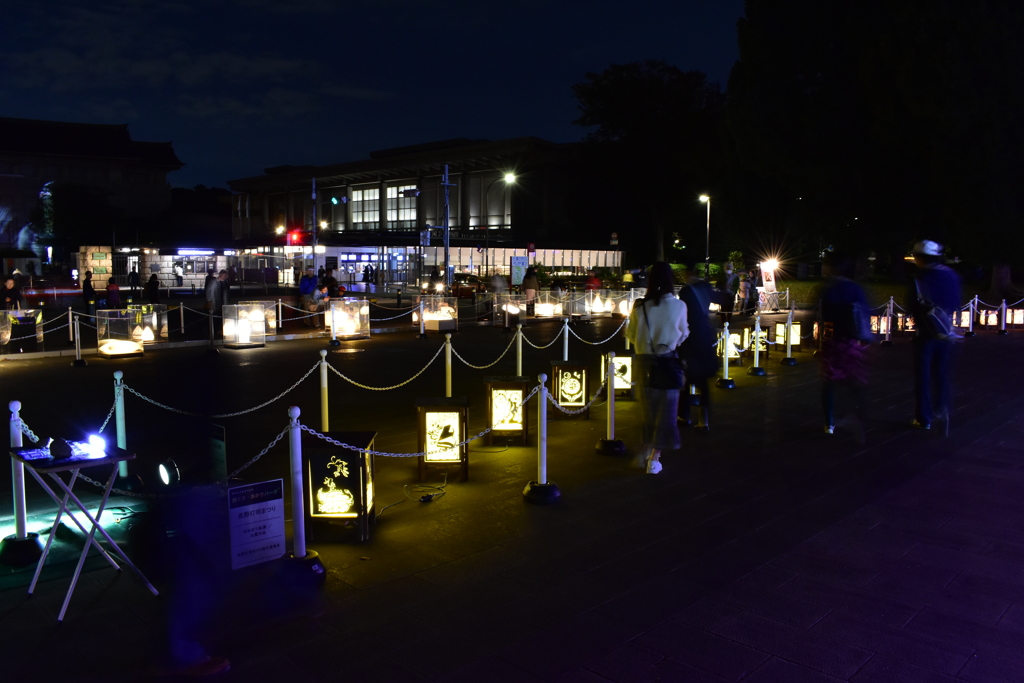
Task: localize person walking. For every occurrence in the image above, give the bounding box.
[908,240,961,432]
[128,267,140,299]
[716,262,739,323]
[677,262,716,431]
[625,262,689,474]
[105,277,122,308]
[146,273,161,305]
[816,252,872,438]
[2,277,24,310]
[522,267,539,315]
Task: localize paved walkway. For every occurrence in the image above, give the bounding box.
[1,318,1022,682]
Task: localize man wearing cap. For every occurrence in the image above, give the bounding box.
[908,240,961,431]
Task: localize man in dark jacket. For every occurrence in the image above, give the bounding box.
[677,263,717,430]
[908,240,961,431]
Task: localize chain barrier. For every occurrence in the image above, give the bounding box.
[96,385,122,434]
[123,362,320,418]
[228,425,290,478]
[299,384,541,457]
[546,376,608,415]
[450,335,516,369]
[327,342,445,390]
[369,301,417,311]
[19,420,41,443]
[521,325,564,349]
[567,317,628,345]
[370,310,414,322]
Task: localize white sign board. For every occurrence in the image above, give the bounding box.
[228,479,286,570]
[510,256,529,286]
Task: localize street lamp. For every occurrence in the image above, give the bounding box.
[699,195,711,276]
[482,173,516,276]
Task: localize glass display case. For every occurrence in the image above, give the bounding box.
[327,298,371,340]
[414,296,457,331]
[222,303,267,349]
[97,310,144,357]
[532,292,565,319]
[240,301,277,331]
[0,313,9,347]
[127,304,169,344]
[584,290,615,318]
[495,295,525,330]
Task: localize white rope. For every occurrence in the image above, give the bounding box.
[450,334,516,369]
[123,362,320,417]
[521,325,564,349]
[327,343,445,390]
[567,318,628,345]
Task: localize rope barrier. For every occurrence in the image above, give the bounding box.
[123,362,320,417]
[521,326,564,349]
[566,318,628,345]
[370,310,414,322]
[327,343,445,390]
[450,335,516,369]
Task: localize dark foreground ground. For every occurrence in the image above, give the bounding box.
[1,311,1023,682]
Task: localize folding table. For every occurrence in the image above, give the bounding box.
[11,442,159,622]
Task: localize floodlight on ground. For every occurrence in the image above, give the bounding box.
[158,459,180,486]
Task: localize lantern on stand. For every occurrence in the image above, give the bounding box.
[240,300,276,330]
[980,309,1000,329]
[484,376,530,446]
[870,313,891,336]
[327,298,371,340]
[127,304,169,344]
[774,322,802,352]
[97,310,143,357]
[222,303,267,349]
[416,398,469,481]
[600,353,634,397]
[550,360,589,418]
[306,432,376,542]
[0,314,11,348]
[1009,308,1024,328]
[742,327,770,359]
[717,331,743,363]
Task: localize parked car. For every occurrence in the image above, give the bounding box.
[420,272,487,298]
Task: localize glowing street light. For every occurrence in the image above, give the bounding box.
[482,172,516,276]
[699,195,711,273]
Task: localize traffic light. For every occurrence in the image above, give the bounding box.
[288,230,305,245]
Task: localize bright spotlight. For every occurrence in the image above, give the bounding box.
[763,259,780,271]
[504,173,516,183]
[158,459,180,486]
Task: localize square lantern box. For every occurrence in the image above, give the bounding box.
[327,297,371,340]
[0,314,10,348]
[415,296,458,332]
[222,303,267,349]
[565,293,589,321]
[954,310,972,329]
[484,376,531,446]
[550,360,590,419]
[127,304,169,344]
[717,332,743,363]
[305,431,376,542]
[611,290,642,318]
[1009,309,1024,328]
[600,353,634,397]
[980,309,1000,328]
[4,310,44,354]
[742,327,770,359]
[871,314,892,335]
[532,292,565,319]
[417,398,469,481]
[585,290,614,318]
[896,313,916,334]
[774,322,802,352]
[239,301,277,332]
[97,310,144,357]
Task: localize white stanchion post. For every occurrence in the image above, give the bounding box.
[523,374,560,502]
[748,315,766,376]
[113,371,128,477]
[277,299,283,331]
[516,324,523,376]
[287,406,306,559]
[781,311,798,364]
[999,299,1008,335]
[72,316,86,367]
[319,349,329,431]
[562,318,569,361]
[967,296,977,337]
[67,307,74,343]
[179,302,185,334]
[445,333,452,398]
[595,352,627,455]
[418,301,426,338]
[717,323,736,387]
[9,402,25,539]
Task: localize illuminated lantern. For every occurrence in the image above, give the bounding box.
[127,304,169,344]
[585,291,613,318]
[306,431,376,542]
[96,310,143,357]
[1010,309,1024,327]
[600,353,634,396]
[497,295,524,330]
[870,314,891,335]
[223,303,266,348]
[417,296,458,331]
[0,314,10,346]
[240,300,276,330]
[328,298,371,340]
[717,332,743,360]
[742,327,770,358]
[533,292,564,319]
[484,376,530,446]
[954,310,972,329]
[774,322,802,352]
[980,310,1000,327]
[550,360,589,418]
[417,398,469,481]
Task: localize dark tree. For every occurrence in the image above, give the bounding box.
[570,61,728,264]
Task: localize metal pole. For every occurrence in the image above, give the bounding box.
[786,314,794,359]
[721,322,731,380]
[67,307,74,343]
[606,352,616,440]
[442,164,453,290]
[445,333,452,398]
[705,197,710,270]
[9,401,26,540]
[179,302,185,334]
[748,315,766,377]
[537,374,548,484]
[516,324,523,376]
[311,177,317,252]
[967,296,977,337]
[287,406,306,559]
[999,299,1008,335]
[277,299,283,331]
[73,316,83,364]
[419,300,426,338]
[113,371,128,477]
[562,318,569,361]
[319,349,329,432]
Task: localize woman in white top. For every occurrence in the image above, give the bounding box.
[625,262,689,474]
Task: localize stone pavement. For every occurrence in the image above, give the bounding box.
[1,316,1024,682]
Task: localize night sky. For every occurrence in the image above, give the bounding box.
[2,0,745,189]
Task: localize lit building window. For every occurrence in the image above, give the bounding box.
[351,188,379,228]
[386,185,417,228]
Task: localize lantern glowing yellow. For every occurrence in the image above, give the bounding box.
[306,432,376,542]
[417,398,470,481]
[774,322,802,351]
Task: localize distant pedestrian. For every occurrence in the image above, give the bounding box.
[82,270,97,317]
[584,270,601,290]
[908,240,962,432]
[625,262,689,474]
[173,264,184,287]
[716,262,739,323]
[105,277,121,308]
[521,267,539,315]
[128,267,140,297]
[816,252,871,438]
[677,262,716,431]
[146,274,161,305]
[322,268,339,297]
[2,277,24,311]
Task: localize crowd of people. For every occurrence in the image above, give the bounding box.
[623,239,962,474]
